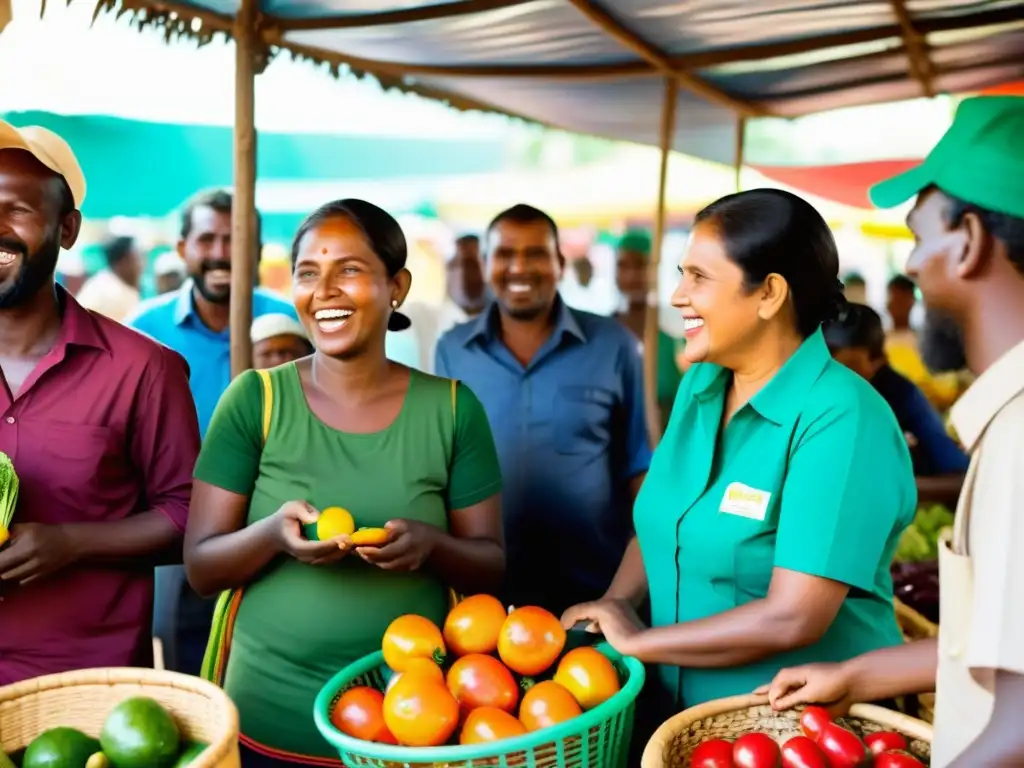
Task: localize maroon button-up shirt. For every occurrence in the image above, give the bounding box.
[0,290,200,684]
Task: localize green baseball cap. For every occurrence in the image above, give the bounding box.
[869,95,1024,218]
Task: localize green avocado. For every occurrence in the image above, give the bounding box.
[99,698,180,768]
[170,743,208,767]
[22,728,99,768]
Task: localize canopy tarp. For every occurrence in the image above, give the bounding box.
[94,0,1024,167]
[1,110,507,220]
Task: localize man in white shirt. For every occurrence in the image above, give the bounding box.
[761,95,1024,767]
[76,235,142,322]
[388,233,487,372]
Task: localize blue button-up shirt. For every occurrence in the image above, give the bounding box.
[436,299,652,614]
[127,283,297,437]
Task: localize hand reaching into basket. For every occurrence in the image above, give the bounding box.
[754,662,854,715]
[560,598,646,654]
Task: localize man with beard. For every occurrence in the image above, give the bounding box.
[127,188,294,676]
[436,204,651,616]
[763,95,1024,767]
[0,121,199,684]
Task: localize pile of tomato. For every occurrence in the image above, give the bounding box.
[329,595,623,751]
[691,706,927,768]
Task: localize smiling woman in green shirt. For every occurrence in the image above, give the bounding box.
[563,189,916,722]
[185,199,503,767]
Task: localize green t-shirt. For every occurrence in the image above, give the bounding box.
[656,329,683,406]
[635,329,915,707]
[193,364,502,760]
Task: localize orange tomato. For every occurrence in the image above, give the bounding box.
[460,706,527,745]
[350,527,391,547]
[497,606,566,676]
[552,647,621,710]
[518,681,582,732]
[444,594,508,657]
[384,657,445,694]
[382,614,446,672]
[382,674,459,747]
[329,686,397,744]
[446,653,520,714]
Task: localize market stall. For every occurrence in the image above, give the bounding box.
[83,0,1024,442]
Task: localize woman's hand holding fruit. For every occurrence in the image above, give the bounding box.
[272,501,352,565]
[357,518,438,572]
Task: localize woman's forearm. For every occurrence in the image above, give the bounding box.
[626,598,815,667]
[427,533,505,595]
[604,536,648,608]
[842,638,938,702]
[185,516,281,597]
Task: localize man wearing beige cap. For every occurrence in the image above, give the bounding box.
[0,120,200,684]
[251,312,312,369]
[764,95,1024,766]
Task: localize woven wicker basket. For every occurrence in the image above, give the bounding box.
[641,693,933,768]
[894,597,938,641]
[0,668,240,768]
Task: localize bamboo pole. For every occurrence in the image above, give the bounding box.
[642,77,678,446]
[230,0,258,378]
[734,117,746,192]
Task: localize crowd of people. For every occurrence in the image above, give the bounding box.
[0,94,1021,768]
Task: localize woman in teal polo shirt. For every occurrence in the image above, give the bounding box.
[563,189,915,718]
[185,199,504,767]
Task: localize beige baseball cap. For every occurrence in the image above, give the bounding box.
[0,119,86,209]
[251,313,308,345]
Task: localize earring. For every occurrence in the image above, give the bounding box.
[391,299,399,309]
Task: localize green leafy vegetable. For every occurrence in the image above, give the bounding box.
[0,450,20,533]
[895,504,955,563]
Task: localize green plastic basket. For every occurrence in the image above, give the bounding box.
[313,643,645,768]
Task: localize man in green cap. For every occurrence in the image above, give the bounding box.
[759,95,1024,767]
[614,230,684,426]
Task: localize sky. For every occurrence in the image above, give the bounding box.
[0,0,520,138]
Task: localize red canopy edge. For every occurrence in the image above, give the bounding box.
[750,160,923,209]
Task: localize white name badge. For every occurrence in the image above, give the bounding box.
[719,482,772,521]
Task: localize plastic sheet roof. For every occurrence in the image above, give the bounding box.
[99,0,1024,165]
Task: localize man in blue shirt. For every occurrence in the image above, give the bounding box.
[824,302,967,505]
[127,189,295,676]
[127,189,296,437]
[436,204,651,616]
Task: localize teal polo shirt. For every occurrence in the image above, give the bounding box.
[634,329,915,707]
[127,282,297,437]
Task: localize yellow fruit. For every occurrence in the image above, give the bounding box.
[304,507,355,541]
[0,526,8,547]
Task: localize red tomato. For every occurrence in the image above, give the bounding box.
[873,751,925,768]
[459,706,527,745]
[444,594,508,657]
[799,707,832,741]
[382,674,459,747]
[446,653,520,714]
[780,735,828,768]
[552,647,621,710]
[497,606,566,676]
[864,732,909,755]
[381,615,446,672]
[816,723,866,768]
[329,686,396,744]
[517,681,582,732]
[733,733,781,768]
[690,738,735,768]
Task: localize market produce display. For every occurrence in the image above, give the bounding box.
[4,697,208,768]
[327,596,624,752]
[687,707,926,767]
[894,505,953,563]
[0,451,20,547]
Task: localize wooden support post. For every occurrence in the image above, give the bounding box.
[230,0,259,378]
[734,117,746,192]
[642,77,678,447]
